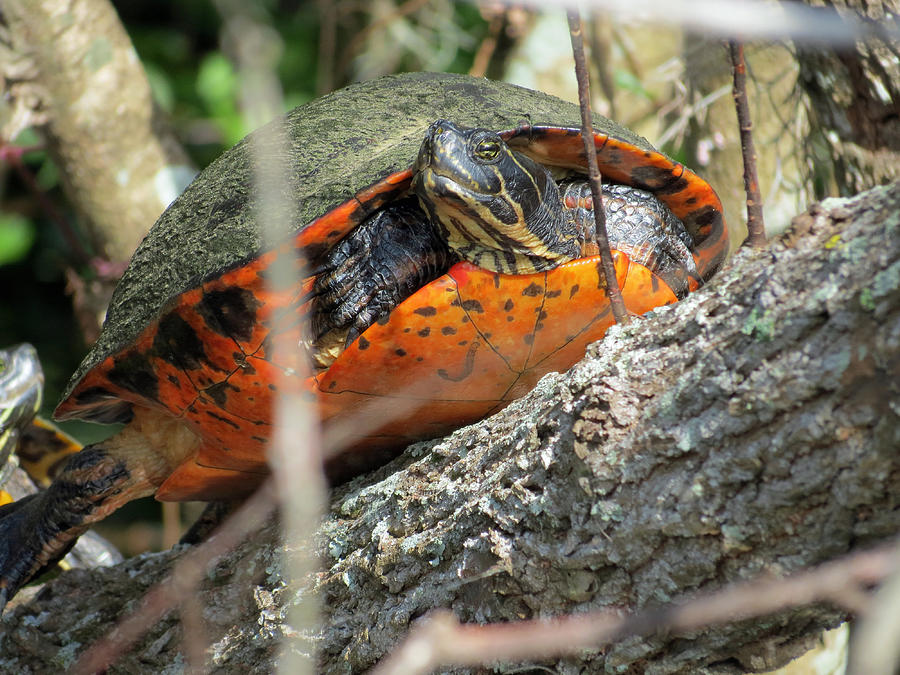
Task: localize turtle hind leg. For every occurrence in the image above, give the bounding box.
[0,444,153,607]
[0,408,201,608]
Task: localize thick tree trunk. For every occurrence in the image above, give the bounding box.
[1,182,898,673]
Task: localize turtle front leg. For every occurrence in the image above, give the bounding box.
[311,197,454,364]
[0,408,200,607]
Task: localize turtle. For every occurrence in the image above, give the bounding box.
[0,344,121,585]
[0,72,727,605]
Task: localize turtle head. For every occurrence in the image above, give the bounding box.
[413,120,584,274]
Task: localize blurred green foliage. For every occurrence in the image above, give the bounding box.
[0,214,35,266]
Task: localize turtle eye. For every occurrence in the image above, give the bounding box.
[473,137,502,162]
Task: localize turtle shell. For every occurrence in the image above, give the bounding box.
[55,72,727,500]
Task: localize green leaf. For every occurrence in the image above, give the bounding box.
[196,53,237,112]
[0,214,37,266]
[614,70,653,101]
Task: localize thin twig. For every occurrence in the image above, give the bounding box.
[567,10,630,325]
[469,8,506,78]
[218,5,326,674]
[728,40,767,248]
[848,546,900,674]
[374,541,898,675]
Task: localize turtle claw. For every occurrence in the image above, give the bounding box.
[0,493,57,608]
[0,475,93,607]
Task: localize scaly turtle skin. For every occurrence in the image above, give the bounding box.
[0,345,121,584]
[0,73,727,605]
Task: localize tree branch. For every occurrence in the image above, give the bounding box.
[0,0,194,263]
[0,181,897,673]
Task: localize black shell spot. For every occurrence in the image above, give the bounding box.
[652,175,690,195]
[523,334,535,345]
[154,312,215,372]
[692,205,720,228]
[418,327,431,337]
[461,299,484,313]
[546,289,561,299]
[414,306,438,317]
[569,284,580,299]
[437,341,478,381]
[441,326,458,336]
[629,164,680,191]
[205,381,235,406]
[503,298,514,311]
[197,286,262,344]
[107,352,159,401]
[395,348,407,357]
[522,283,543,297]
[358,336,370,350]
[205,410,241,430]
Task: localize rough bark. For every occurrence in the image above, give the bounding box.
[0,182,898,673]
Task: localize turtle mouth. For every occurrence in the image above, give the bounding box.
[413,165,477,211]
